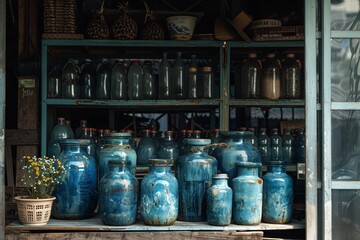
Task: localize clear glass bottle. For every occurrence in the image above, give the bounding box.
[158,52,172,99]
[75,120,87,138]
[248,127,258,147]
[188,55,199,99]
[47,65,62,98]
[79,59,96,99]
[201,66,214,99]
[142,60,156,100]
[172,52,187,99]
[62,58,80,99]
[128,60,143,100]
[262,53,281,100]
[111,60,127,100]
[282,53,302,99]
[270,128,283,162]
[96,58,112,99]
[240,53,262,99]
[282,128,295,164]
[258,128,271,164]
[48,117,75,158]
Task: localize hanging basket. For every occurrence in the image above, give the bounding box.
[14,196,56,226]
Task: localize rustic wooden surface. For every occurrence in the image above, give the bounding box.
[5,217,305,233]
[5,231,263,240]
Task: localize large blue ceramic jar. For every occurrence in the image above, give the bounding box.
[98,141,137,181]
[232,162,263,225]
[52,139,97,219]
[210,131,261,185]
[137,129,158,166]
[99,159,138,226]
[140,159,178,226]
[262,161,293,224]
[206,173,232,226]
[176,138,217,221]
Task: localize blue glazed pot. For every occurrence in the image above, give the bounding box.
[137,129,158,166]
[232,162,263,225]
[176,138,217,221]
[206,173,232,226]
[210,131,261,186]
[99,159,138,226]
[52,139,97,219]
[140,159,178,226]
[98,141,137,181]
[262,161,293,223]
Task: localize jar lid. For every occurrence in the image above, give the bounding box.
[188,66,197,73]
[202,66,212,72]
[183,138,211,146]
[248,53,257,58]
[148,159,173,166]
[212,173,228,179]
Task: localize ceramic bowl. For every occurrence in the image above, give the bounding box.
[166,15,197,40]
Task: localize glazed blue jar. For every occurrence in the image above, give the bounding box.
[262,161,293,224]
[176,138,217,221]
[98,141,137,180]
[210,131,261,185]
[232,162,263,225]
[140,159,178,226]
[157,130,179,163]
[206,173,232,226]
[99,159,138,226]
[137,129,158,166]
[52,139,97,219]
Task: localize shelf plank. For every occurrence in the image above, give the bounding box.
[5,217,305,233]
[229,99,305,107]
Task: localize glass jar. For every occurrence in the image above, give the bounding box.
[99,159,138,226]
[140,159,178,226]
[142,60,156,100]
[52,139,97,219]
[201,66,214,99]
[62,58,80,99]
[48,117,75,158]
[75,119,87,138]
[128,60,143,100]
[79,59,96,99]
[262,53,281,100]
[239,53,262,99]
[157,130,179,162]
[96,58,111,99]
[270,128,283,162]
[47,65,62,98]
[111,60,127,100]
[137,129,158,166]
[282,53,301,99]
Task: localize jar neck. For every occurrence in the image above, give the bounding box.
[109,163,127,173]
[212,178,228,186]
[236,165,259,177]
[62,144,87,153]
[267,165,286,173]
[149,165,172,174]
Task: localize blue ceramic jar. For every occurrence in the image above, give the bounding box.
[137,129,158,166]
[140,159,178,226]
[232,162,263,225]
[206,173,232,226]
[52,139,97,219]
[262,161,293,223]
[99,159,138,226]
[210,131,261,185]
[98,141,136,181]
[176,138,217,221]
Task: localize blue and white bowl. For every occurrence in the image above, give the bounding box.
[166,15,197,40]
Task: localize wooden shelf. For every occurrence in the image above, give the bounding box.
[5,217,305,233]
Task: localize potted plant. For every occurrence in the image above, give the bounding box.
[14,155,67,226]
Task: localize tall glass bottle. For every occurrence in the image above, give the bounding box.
[96,58,111,99]
[48,117,75,158]
[62,58,80,99]
[128,60,143,100]
[270,128,283,162]
[248,127,258,147]
[188,55,199,99]
[262,53,281,100]
[294,127,306,163]
[258,128,271,164]
[239,53,262,99]
[158,52,172,99]
[47,65,62,98]
[172,51,186,99]
[282,128,295,164]
[142,60,156,100]
[137,129,158,166]
[75,119,87,138]
[201,66,213,99]
[157,130,179,162]
[282,53,301,99]
[79,59,96,99]
[111,60,127,100]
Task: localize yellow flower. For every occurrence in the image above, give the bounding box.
[37,180,41,185]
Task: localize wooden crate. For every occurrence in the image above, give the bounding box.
[251,26,304,41]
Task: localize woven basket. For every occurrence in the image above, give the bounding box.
[43,0,77,34]
[14,196,56,226]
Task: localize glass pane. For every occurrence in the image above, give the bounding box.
[332,190,360,239]
[331,0,360,30]
[332,111,360,180]
[331,38,360,102]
